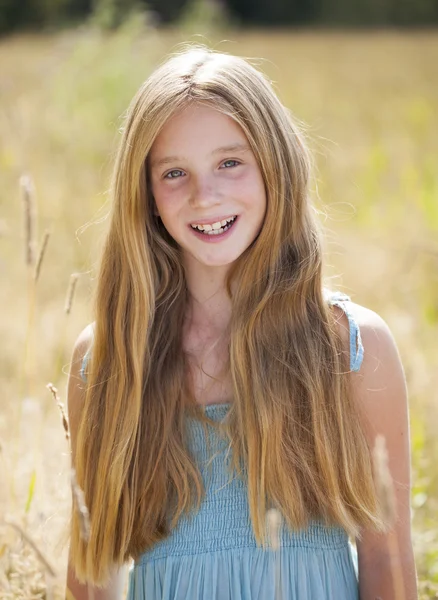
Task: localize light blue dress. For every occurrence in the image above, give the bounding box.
[81,290,364,599]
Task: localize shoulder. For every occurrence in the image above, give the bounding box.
[331,299,397,372]
[330,298,409,452]
[332,299,405,387]
[332,301,411,510]
[71,323,95,366]
[332,299,408,409]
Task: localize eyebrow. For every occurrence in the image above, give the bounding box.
[150,143,251,169]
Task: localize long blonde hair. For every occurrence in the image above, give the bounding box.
[70,45,386,585]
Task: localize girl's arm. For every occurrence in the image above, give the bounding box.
[65,326,129,600]
[336,303,418,600]
[66,556,127,600]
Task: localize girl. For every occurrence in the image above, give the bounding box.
[66,46,418,599]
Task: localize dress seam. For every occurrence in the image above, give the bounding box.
[135,539,351,564]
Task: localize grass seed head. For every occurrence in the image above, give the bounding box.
[65,273,79,315]
[372,434,397,527]
[20,174,37,268]
[266,508,282,551]
[34,230,50,282]
[46,382,70,441]
[3,517,57,577]
[71,469,91,542]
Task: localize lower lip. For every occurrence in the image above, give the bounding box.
[188,217,239,242]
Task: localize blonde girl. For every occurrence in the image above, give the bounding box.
[66,45,418,600]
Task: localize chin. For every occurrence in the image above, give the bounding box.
[201,258,239,267]
[196,251,242,266]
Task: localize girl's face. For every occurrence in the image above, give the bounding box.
[149,103,267,268]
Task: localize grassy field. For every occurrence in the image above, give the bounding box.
[0,17,437,598]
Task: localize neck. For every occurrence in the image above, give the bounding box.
[185,293,232,334]
[183,258,233,333]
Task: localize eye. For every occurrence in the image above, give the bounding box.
[164,169,184,180]
[221,159,240,169]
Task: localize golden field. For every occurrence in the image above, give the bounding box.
[0,17,437,598]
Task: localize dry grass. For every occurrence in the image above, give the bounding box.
[0,20,437,598]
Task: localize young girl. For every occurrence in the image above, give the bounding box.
[66,46,418,599]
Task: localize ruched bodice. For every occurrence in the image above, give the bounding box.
[135,404,353,561]
[127,402,359,599]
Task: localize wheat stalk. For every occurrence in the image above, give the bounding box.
[20,173,38,386]
[20,174,37,268]
[34,230,50,282]
[2,517,57,578]
[65,273,79,315]
[373,434,397,525]
[46,382,70,441]
[14,174,39,505]
[52,272,80,383]
[71,468,94,600]
[70,469,90,542]
[266,508,282,599]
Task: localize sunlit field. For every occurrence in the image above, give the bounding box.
[0,19,437,598]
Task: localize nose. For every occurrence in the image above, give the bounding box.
[189,174,224,209]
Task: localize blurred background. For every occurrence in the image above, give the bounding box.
[0,1,437,598]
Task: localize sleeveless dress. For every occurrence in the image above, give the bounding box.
[80,290,364,600]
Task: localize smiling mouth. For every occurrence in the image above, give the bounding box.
[190,215,238,235]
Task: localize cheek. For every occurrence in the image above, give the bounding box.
[237,172,266,207]
[152,185,179,216]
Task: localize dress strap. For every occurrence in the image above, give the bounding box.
[326,291,364,373]
[79,324,95,383]
[80,349,91,383]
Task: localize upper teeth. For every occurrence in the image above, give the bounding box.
[190,216,237,231]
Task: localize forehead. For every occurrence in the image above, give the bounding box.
[149,103,249,162]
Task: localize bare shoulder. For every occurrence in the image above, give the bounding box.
[331,299,410,459]
[71,322,95,368]
[68,322,94,394]
[67,323,95,455]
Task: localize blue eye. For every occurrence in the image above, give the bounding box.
[164,169,184,179]
[164,161,239,179]
[221,160,239,169]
